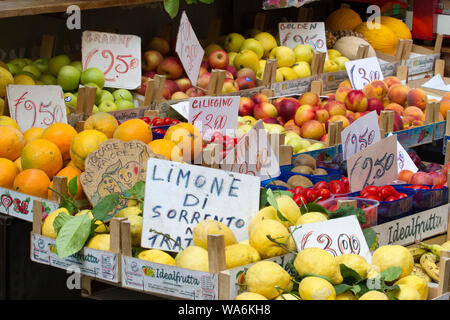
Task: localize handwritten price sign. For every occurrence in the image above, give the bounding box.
[278,22,327,55]
[221,120,280,181]
[176,11,204,86]
[290,216,371,262]
[345,57,384,90]
[347,135,398,193]
[341,111,381,160]
[189,96,239,139]
[82,31,141,89]
[395,138,418,173]
[7,85,67,132]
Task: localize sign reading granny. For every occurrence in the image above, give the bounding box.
[141,158,260,251]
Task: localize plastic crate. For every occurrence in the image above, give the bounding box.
[151,125,170,140]
[394,184,449,213]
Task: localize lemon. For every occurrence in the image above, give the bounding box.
[75,210,108,233]
[294,248,343,284]
[245,260,291,299]
[0,67,14,98]
[275,293,301,300]
[248,206,277,237]
[115,206,141,218]
[41,208,70,239]
[298,276,336,300]
[395,275,428,300]
[86,234,110,251]
[327,49,342,60]
[372,245,414,279]
[225,244,261,269]
[359,291,389,300]
[192,219,237,250]
[127,215,143,246]
[335,254,371,278]
[394,284,422,300]
[234,292,268,300]
[175,246,209,272]
[335,291,357,300]
[249,219,290,259]
[14,74,35,85]
[367,268,380,279]
[239,239,250,246]
[275,195,300,227]
[0,115,20,130]
[295,212,328,225]
[138,249,176,266]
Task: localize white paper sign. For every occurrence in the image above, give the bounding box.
[7,85,67,132]
[141,158,260,252]
[221,120,281,181]
[189,96,239,140]
[176,11,205,87]
[82,30,141,89]
[171,100,189,119]
[345,57,384,90]
[290,216,372,262]
[341,111,381,160]
[396,141,418,173]
[279,22,327,56]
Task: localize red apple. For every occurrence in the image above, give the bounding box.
[239,97,255,116]
[262,117,280,124]
[157,57,183,79]
[164,79,179,95]
[237,68,257,83]
[171,91,189,100]
[226,65,237,79]
[208,50,229,70]
[162,87,171,100]
[175,78,192,92]
[222,79,239,93]
[146,36,169,55]
[143,71,156,79]
[142,50,163,72]
[251,93,269,105]
[186,87,206,97]
[236,76,256,90]
[197,72,211,89]
[279,98,300,122]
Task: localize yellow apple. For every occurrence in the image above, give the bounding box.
[234,50,260,72]
[333,56,350,71]
[328,49,341,60]
[240,38,265,59]
[224,33,245,53]
[254,32,278,58]
[294,44,314,64]
[270,46,295,68]
[228,52,238,67]
[292,62,311,78]
[323,60,339,73]
[276,67,299,82]
[256,60,266,80]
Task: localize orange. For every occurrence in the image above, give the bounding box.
[23,127,44,144]
[0,158,19,188]
[148,139,183,162]
[0,125,25,161]
[21,138,63,178]
[14,157,22,172]
[0,116,20,130]
[48,166,85,200]
[113,119,153,144]
[41,123,77,162]
[164,123,202,162]
[84,112,119,138]
[70,129,108,171]
[13,169,50,198]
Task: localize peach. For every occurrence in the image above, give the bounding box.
[367,98,384,115]
[326,93,335,101]
[299,92,321,107]
[363,80,388,100]
[385,103,404,116]
[429,171,447,186]
[443,92,450,100]
[199,66,209,77]
[278,98,300,122]
[407,88,428,110]
[338,79,352,89]
[254,102,278,119]
[344,90,368,112]
[284,120,301,135]
[439,99,450,119]
[383,76,402,89]
[346,110,356,121]
[301,120,325,140]
[398,169,414,182]
[316,109,330,123]
[320,134,328,143]
[387,84,410,106]
[273,97,285,113]
[324,100,346,116]
[327,115,350,129]
[443,162,450,176]
[294,104,316,126]
[239,97,255,116]
[408,172,433,185]
[335,86,352,104]
[402,115,423,129]
[251,93,269,105]
[403,106,425,121]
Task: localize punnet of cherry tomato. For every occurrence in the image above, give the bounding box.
[391,184,449,214]
[288,177,350,206]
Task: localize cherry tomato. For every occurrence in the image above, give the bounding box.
[293,194,307,206]
[364,195,381,201]
[433,184,444,189]
[341,177,349,186]
[163,117,173,125]
[384,195,398,202]
[329,204,338,212]
[152,117,165,127]
[153,128,165,134]
[140,117,151,124]
[361,186,380,197]
[314,181,329,190]
[211,132,223,144]
[303,189,318,203]
[317,188,331,200]
[397,193,409,199]
[379,186,397,200]
[294,186,304,195]
[405,185,430,190]
[171,119,180,125]
[329,180,345,194]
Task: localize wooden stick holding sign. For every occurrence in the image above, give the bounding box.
[435,60,445,79]
[207,69,226,96]
[310,80,323,96]
[328,121,343,147]
[262,59,277,86]
[396,65,409,84]
[379,110,395,138]
[40,34,56,59]
[424,102,441,125]
[75,85,97,119]
[311,52,326,76]
[356,44,370,60]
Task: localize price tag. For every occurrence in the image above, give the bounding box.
[347,135,398,193]
[395,139,418,173]
[82,31,141,89]
[176,11,205,87]
[345,57,384,90]
[278,22,327,56]
[341,111,381,160]
[188,96,239,139]
[7,85,67,132]
[141,158,260,252]
[290,216,371,262]
[221,120,281,181]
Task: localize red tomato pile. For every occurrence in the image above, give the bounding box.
[358,185,408,202]
[404,184,444,190]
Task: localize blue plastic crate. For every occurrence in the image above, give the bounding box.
[394,184,448,213]
[151,125,171,140]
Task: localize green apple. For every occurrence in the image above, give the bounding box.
[115,99,135,110]
[39,73,57,85]
[98,100,118,112]
[70,61,82,73]
[112,89,133,102]
[49,54,71,76]
[8,58,27,70]
[81,68,105,89]
[224,33,245,53]
[64,92,78,108]
[240,38,264,59]
[96,90,115,105]
[22,65,42,80]
[6,63,21,75]
[23,58,33,65]
[57,65,81,92]
[17,70,36,79]
[92,105,99,113]
[33,58,49,73]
